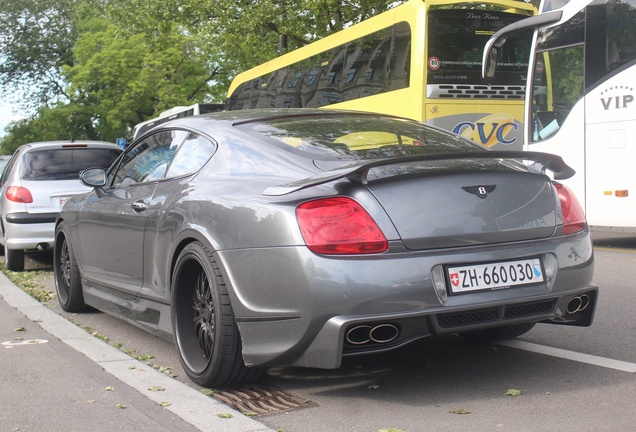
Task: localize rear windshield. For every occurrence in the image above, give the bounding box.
[237,114,485,161]
[21,148,121,181]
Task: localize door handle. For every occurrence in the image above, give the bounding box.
[131,200,148,212]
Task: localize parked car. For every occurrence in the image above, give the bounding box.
[0,141,122,271]
[53,109,598,388]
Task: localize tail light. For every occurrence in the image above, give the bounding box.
[296,197,388,255]
[554,182,586,234]
[5,186,33,203]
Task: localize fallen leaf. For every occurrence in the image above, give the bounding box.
[115,404,127,409]
[449,408,472,414]
[200,389,214,396]
[217,413,233,419]
[159,401,171,407]
[14,327,26,332]
[148,386,165,392]
[505,389,522,396]
[105,386,115,392]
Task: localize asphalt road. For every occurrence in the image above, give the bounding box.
[16,231,636,432]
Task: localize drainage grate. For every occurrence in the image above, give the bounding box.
[213,384,317,416]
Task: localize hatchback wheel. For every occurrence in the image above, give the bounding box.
[458,322,536,343]
[172,241,261,388]
[53,222,85,312]
[5,246,25,272]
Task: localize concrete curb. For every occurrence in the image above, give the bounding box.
[0,271,273,432]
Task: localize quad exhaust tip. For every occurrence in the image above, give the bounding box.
[346,323,399,346]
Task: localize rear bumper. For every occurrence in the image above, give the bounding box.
[216,230,597,369]
[3,213,56,250]
[5,212,57,224]
[289,285,598,368]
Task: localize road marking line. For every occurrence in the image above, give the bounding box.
[594,246,636,253]
[497,339,636,373]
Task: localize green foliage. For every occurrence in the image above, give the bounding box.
[1,263,54,303]
[0,103,100,154]
[1,0,404,147]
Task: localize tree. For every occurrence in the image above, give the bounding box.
[1,0,404,147]
[0,104,95,154]
[63,16,225,138]
[0,0,85,110]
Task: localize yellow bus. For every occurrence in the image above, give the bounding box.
[226,0,537,149]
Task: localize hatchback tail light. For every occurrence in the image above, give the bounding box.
[296,197,388,254]
[555,182,586,234]
[5,186,33,203]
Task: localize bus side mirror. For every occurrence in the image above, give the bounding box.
[483,37,507,79]
[482,10,563,79]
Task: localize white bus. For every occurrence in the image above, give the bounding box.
[132,103,224,140]
[483,0,636,230]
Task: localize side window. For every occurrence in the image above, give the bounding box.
[112,130,188,186]
[586,0,636,87]
[165,133,216,178]
[0,153,19,186]
[530,11,585,143]
[530,46,584,142]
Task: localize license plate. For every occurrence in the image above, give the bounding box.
[446,258,544,294]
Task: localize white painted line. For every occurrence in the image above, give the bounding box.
[497,339,636,373]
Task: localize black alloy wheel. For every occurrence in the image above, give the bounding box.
[172,241,261,388]
[53,222,85,312]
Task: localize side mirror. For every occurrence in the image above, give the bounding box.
[483,38,506,79]
[482,10,563,79]
[80,168,107,188]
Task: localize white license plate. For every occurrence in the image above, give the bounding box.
[446,258,544,294]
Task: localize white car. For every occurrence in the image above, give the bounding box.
[0,141,122,271]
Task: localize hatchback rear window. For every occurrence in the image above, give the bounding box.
[21,148,121,181]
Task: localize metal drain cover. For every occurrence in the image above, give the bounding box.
[213,384,317,416]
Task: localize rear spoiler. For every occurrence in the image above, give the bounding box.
[263,151,575,196]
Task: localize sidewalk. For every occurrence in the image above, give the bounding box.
[0,272,272,432]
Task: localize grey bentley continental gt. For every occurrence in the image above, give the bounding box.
[53,109,598,388]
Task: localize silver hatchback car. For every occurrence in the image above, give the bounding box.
[0,141,122,271]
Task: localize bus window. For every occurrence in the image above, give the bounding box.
[427,8,533,97]
[530,11,585,142]
[228,22,411,110]
[585,0,636,85]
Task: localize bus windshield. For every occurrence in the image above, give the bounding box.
[427,8,533,90]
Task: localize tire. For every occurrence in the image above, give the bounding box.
[5,247,25,272]
[53,222,86,312]
[172,241,262,388]
[458,322,536,343]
